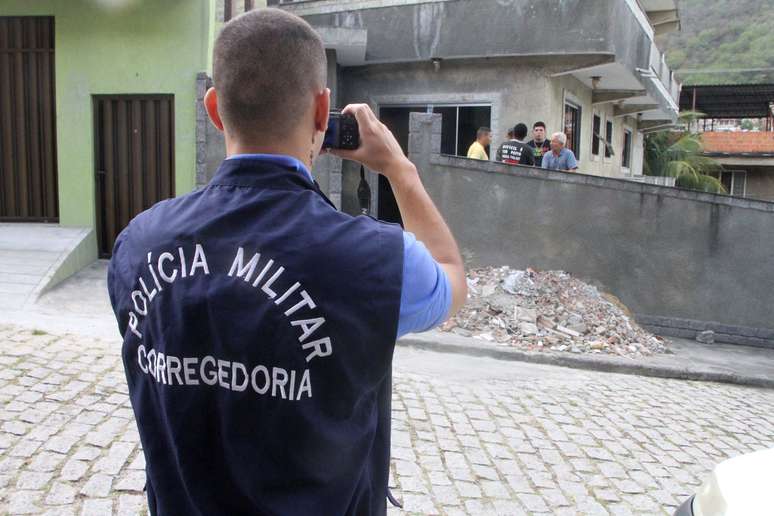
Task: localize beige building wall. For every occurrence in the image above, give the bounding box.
[547,75,642,178]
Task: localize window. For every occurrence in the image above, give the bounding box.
[433,105,492,157]
[592,114,601,156]
[378,104,492,158]
[564,101,581,160]
[721,171,747,197]
[605,120,613,158]
[622,129,632,169]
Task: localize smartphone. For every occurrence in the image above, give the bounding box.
[323,110,359,150]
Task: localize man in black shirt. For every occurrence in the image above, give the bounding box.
[527,121,551,167]
[495,123,535,166]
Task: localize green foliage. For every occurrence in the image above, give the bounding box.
[664,0,774,85]
[644,113,726,194]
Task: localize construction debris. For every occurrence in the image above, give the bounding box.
[440,267,669,357]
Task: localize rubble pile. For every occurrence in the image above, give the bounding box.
[440,267,669,357]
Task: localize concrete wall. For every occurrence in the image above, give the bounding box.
[3,0,212,233]
[409,113,774,347]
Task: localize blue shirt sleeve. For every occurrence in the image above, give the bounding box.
[397,231,452,338]
[566,149,578,169]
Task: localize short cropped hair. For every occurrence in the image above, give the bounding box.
[513,123,528,140]
[533,121,546,129]
[477,127,492,138]
[212,9,326,140]
[551,132,567,145]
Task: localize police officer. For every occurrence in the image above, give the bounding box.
[107,8,466,516]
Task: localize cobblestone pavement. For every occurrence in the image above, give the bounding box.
[2,325,774,515]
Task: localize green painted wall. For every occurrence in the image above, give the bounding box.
[2,0,212,229]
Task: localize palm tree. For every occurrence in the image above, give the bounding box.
[644,112,726,194]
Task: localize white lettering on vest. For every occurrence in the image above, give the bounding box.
[228,247,260,283]
[158,252,178,283]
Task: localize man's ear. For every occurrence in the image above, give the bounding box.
[204,87,224,132]
[314,88,331,133]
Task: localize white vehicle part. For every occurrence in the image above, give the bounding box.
[693,448,774,516]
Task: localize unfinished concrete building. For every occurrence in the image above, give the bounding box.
[254,0,683,221]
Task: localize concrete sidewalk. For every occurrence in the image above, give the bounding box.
[0,223,93,311]
[400,331,774,389]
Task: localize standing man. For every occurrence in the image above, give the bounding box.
[495,123,535,166]
[542,132,579,171]
[527,121,552,167]
[107,8,466,516]
[466,127,492,160]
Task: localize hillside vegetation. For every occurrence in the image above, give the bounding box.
[664,0,774,85]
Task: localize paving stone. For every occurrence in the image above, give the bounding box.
[517,493,549,512]
[27,451,65,472]
[80,498,113,515]
[16,470,54,490]
[6,490,43,514]
[114,469,147,492]
[116,494,147,516]
[92,441,135,475]
[399,493,438,515]
[455,481,482,498]
[613,478,647,494]
[480,480,510,499]
[80,473,113,498]
[44,482,77,505]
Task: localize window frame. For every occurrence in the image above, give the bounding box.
[563,99,582,161]
[591,112,602,159]
[622,128,633,171]
[721,170,747,197]
[604,119,614,160]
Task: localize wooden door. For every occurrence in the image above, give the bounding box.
[94,95,175,257]
[0,17,58,221]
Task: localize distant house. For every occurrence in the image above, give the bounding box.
[0,1,221,262]
[680,84,774,202]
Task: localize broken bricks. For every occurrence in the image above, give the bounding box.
[440,266,668,358]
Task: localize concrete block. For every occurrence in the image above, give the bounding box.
[756,327,774,340]
[431,114,443,135]
[409,112,434,133]
[711,323,746,337]
[195,73,208,99]
[408,135,425,155]
[196,143,207,164]
[430,134,442,155]
[712,334,740,345]
[685,319,708,331]
[695,331,714,344]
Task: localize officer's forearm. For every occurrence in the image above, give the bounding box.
[387,163,467,316]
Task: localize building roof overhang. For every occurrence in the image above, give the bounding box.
[680,84,774,119]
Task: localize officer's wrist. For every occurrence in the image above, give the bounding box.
[384,160,419,190]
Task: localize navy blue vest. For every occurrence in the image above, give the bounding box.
[107,158,404,516]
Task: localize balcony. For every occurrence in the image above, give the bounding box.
[274,0,680,125]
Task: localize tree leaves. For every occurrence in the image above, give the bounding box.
[644,112,726,194]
